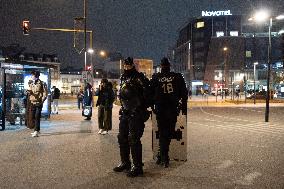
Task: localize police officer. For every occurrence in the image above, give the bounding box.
[150,57,188,167]
[113,57,150,177]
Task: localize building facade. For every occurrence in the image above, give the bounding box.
[174,11,284,95]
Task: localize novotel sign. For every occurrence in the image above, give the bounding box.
[202,10,232,17]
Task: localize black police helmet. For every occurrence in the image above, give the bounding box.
[160,57,171,67]
[124,57,134,65]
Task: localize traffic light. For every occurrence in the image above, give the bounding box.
[86,66,92,71]
[22,20,30,35]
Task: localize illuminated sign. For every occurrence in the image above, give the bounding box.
[1,63,23,70]
[202,10,232,17]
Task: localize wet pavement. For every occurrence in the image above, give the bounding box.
[0,103,283,189]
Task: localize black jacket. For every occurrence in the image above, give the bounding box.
[96,83,115,109]
[52,88,60,99]
[119,68,150,111]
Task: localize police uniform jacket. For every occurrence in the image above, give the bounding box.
[150,72,188,110]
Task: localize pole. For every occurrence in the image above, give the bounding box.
[265,18,272,122]
[119,59,122,78]
[231,76,233,100]
[233,82,235,101]
[254,64,256,104]
[244,75,247,104]
[90,32,93,86]
[84,0,87,72]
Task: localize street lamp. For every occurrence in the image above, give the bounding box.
[253,62,258,104]
[87,48,94,85]
[249,11,284,122]
[99,50,106,57]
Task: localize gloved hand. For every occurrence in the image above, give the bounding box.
[181,104,187,115]
[151,105,157,114]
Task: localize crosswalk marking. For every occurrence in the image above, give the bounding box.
[189,121,283,138]
[202,118,284,133]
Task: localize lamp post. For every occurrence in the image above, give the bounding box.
[249,11,284,122]
[84,0,87,71]
[253,62,258,104]
[87,48,94,85]
[222,47,228,99]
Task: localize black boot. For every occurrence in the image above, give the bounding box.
[163,159,169,168]
[160,140,170,168]
[155,150,161,165]
[156,155,161,165]
[126,166,143,177]
[128,142,143,177]
[114,145,131,172]
[113,162,131,172]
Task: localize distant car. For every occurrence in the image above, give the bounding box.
[246,92,266,99]
[211,88,229,96]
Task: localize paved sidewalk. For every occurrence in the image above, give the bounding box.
[56,97,284,110]
[1,105,283,188]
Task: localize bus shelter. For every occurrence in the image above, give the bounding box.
[0,60,59,130]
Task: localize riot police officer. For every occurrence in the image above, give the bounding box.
[113,57,150,177]
[150,57,188,167]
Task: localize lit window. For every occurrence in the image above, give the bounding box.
[196,22,205,28]
[216,31,224,37]
[230,31,239,36]
[246,51,252,57]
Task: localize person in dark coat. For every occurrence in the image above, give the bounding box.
[77,89,84,109]
[51,86,60,114]
[96,79,115,135]
[83,83,93,120]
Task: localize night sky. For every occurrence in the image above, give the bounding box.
[1,0,283,69]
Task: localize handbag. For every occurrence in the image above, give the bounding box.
[82,106,92,117]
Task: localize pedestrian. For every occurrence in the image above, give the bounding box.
[27,70,48,137]
[77,89,84,109]
[96,79,115,135]
[149,57,188,167]
[51,86,60,114]
[83,83,93,120]
[113,57,150,177]
[188,89,192,99]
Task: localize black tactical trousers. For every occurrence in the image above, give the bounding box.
[31,104,43,132]
[118,110,145,168]
[156,109,177,162]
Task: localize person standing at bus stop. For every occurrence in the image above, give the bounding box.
[83,83,93,120]
[96,79,115,135]
[51,86,60,114]
[27,70,48,137]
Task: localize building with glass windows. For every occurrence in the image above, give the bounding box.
[172,13,284,96]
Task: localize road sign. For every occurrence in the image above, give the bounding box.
[82,71,88,80]
[82,71,93,84]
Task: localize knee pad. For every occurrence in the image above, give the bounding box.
[118,134,128,145]
[128,134,140,146]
